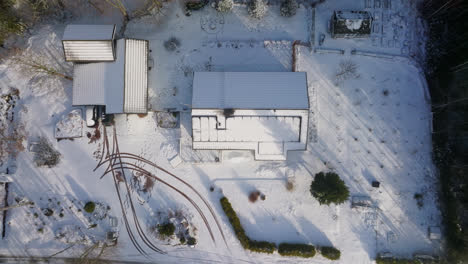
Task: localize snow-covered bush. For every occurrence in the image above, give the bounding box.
[320,246,341,260]
[164,37,180,52]
[216,0,233,13]
[247,0,267,19]
[310,172,349,205]
[33,137,60,167]
[278,243,316,258]
[280,0,298,17]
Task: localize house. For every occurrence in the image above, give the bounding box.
[191,72,309,161]
[331,11,372,38]
[63,25,149,114]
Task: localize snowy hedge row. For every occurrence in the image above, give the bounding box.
[278,243,316,258]
[375,257,428,264]
[220,197,338,258]
[320,246,341,260]
[220,197,275,253]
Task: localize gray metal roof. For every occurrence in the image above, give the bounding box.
[192,72,309,109]
[124,39,148,113]
[63,25,115,62]
[63,41,115,62]
[63,25,115,41]
[72,39,148,114]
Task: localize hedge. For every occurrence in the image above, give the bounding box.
[321,246,341,260]
[375,258,418,264]
[220,197,276,253]
[248,239,276,254]
[219,196,339,257]
[278,243,316,258]
[220,197,250,249]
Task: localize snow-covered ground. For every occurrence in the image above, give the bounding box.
[0,0,440,263]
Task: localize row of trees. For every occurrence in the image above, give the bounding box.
[421,0,468,262]
[0,0,167,46]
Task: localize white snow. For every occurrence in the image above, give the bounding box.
[345,19,364,31]
[54,109,83,139]
[0,0,440,263]
[192,72,308,109]
[192,109,308,160]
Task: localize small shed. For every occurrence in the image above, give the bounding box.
[331,11,372,38]
[62,24,116,62]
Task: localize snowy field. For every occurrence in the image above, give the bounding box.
[0,0,440,263]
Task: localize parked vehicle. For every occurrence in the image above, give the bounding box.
[85,106,97,127]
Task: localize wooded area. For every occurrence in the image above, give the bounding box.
[422,0,468,262]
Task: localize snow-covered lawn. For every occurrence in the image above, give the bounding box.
[0,0,440,263]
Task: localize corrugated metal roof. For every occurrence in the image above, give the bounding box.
[63,41,114,62]
[124,39,148,113]
[72,39,125,113]
[192,72,309,109]
[62,25,115,62]
[104,39,125,114]
[63,25,115,41]
[72,39,148,114]
[72,63,106,106]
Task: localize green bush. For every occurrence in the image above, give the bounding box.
[158,222,175,237]
[220,197,276,253]
[248,239,276,253]
[278,243,316,258]
[321,246,341,260]
[0,0,24,45]
[185,0,208,11]
[187,237,197,246]
[220,197,250,249]
[310,172,350,205]
[84,202,96,213]
[375,257,418,264]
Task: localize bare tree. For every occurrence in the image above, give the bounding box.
[133,0,164,18]
[103,0,129,20]
[335,59,360,85]
[14,55,72,81]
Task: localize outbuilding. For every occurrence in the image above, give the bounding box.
[62,24,116,62]
[191,72,309,161]
[331,11,372,38]
[63,24,149,114]
[72,38,149,114]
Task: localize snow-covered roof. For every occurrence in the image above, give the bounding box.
[63,25,115,41]
[192,72,309,110]
[191,109,308,160]
[72,39,124,112]
[62,25,116,62]
[72,39,148,114]
[124,39,148,113]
